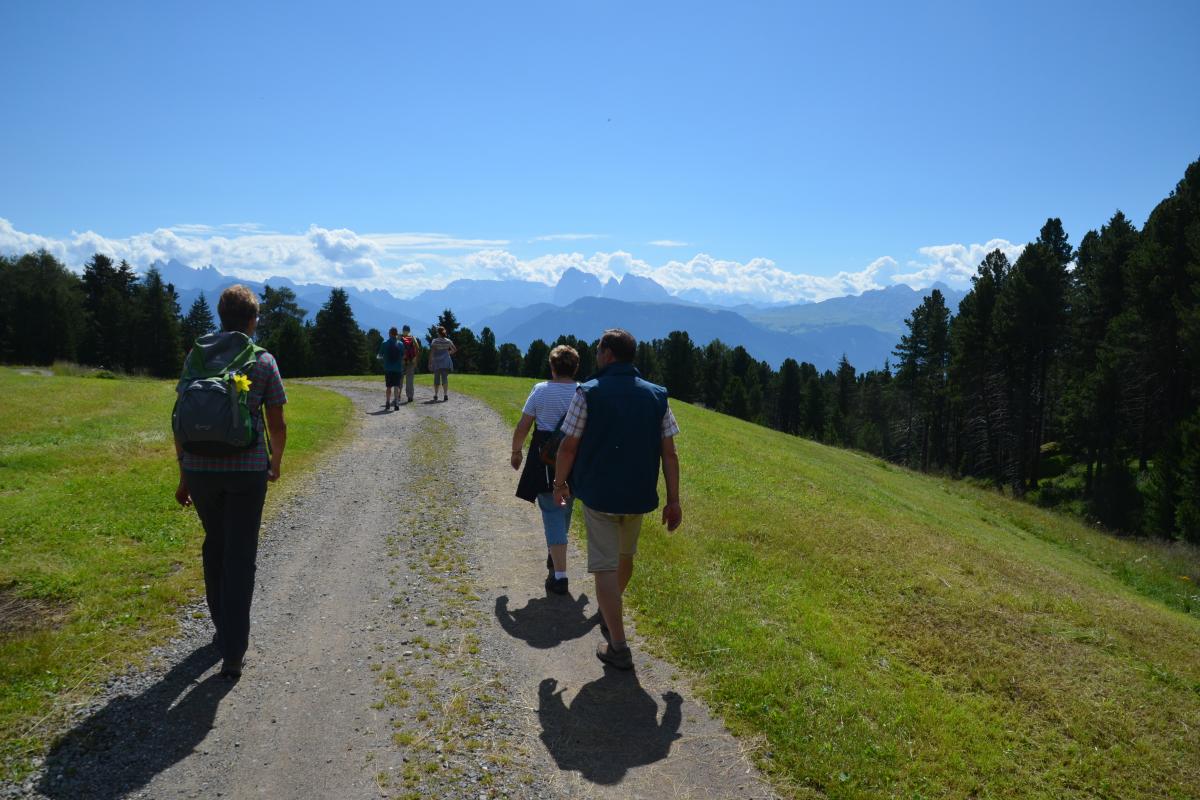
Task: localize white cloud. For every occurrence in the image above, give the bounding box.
[648,239,690,247]
[0,217,1023,304]
[891,239,1025,288]
[530,233,606,242]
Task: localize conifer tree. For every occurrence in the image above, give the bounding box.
[135,266,183,377]
[477,327,499,375]
[312,288,367,376]
[180,294,215,346]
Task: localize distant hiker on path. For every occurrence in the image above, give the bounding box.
[398,324,420,404]
[428,326,457,402]
[511,345,581,595]
[376,326,405,410]
[173,284,288,680]
[552,328,683,671]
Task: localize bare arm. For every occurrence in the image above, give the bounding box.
[265,404,287,482]
[660,435,682,531]
[551,435,580,507]
[511,413,534,470]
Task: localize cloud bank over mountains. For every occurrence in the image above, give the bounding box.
[0,217,1022,305]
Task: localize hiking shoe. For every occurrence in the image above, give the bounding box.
[596,642,633,670]
[219,658,243,679]
[545,576,569,595]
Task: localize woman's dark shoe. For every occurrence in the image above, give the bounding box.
[219,658,243,679]
[596,642,633,670]
[545,576,569,595]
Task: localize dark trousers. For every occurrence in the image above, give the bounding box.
[185,470,268,662]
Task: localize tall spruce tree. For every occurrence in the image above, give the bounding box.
[257,285,306,346]
[81,254,138,370]
[660,330,698,402]
[312,288,367,376]
[180,294,216,346]
[135,267,183,377]
[477,327,499,374]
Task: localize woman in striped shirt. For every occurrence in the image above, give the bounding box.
[511,345,580,595]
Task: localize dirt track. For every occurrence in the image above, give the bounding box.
[19,382,775,799]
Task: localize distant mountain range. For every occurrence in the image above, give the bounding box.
[153,259,963,372]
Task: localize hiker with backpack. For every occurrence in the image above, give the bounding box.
[377,326,406,410]
[172,284,288,680]
[398,324,420,404]
[511,345,581,595]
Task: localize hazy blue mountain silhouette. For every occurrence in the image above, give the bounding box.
[487,296,898,370]
[158,259,944,369]
[744,283,967,335]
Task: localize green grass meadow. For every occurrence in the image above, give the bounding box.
[0,367,352,777]
[444,373,1200,799]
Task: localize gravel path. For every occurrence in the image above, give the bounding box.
[5,383,776,800]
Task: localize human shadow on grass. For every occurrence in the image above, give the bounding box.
[38,644,231,800]
[494,593,596,649]
[537,672,682,785]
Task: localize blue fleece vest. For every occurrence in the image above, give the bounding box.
[572,361,669,514]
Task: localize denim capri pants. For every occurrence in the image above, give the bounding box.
[536,492,574,545]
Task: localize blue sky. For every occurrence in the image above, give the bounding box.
[1,0,1197,302]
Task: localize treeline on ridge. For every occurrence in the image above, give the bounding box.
[2,161,1197,541]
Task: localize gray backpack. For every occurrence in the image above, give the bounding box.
[172,332,264,456]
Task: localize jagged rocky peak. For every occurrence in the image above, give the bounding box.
[553,267,603,305]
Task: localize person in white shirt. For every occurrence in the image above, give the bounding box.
[510,345,580,595]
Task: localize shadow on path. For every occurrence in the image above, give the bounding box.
[37,645,230,800]
[495,593,596,649]
[537,672,682,785]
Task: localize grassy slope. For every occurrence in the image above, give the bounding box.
[440,374,1200,800]
[0,368,353,775]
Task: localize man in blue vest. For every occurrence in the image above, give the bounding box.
[552,328,683,670]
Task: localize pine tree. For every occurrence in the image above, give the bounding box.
[135,266,183,377]
[365,328,384,374]
[523,339,550,378]
[312,288,368,376]
[81,254,138,370]
[721,376,750,420]
[271,316,315,378]
[427,308,460,343]
[477,327,499,374]
[498,342,523,376]
[180,294,215,346]
[0,251,85,365]
[776,358,803,434]
[660,330,698,402]
[455,327,480,373]
[949,250,1009,482]
[257,285,306,346]
[634,341,659,382]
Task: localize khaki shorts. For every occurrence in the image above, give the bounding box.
[583,504,643,573]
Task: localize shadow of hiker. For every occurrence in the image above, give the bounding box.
[37,644,231,799]
[494,593,596,649]
[537,672,682,785]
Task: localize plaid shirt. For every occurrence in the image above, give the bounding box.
[559,387,680,439]
[180,351,287,472]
